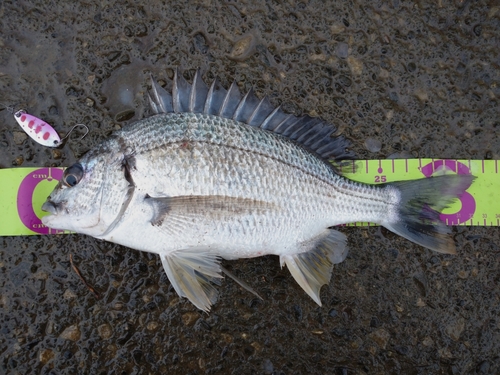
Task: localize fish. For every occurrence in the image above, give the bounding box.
[41,69,474,312]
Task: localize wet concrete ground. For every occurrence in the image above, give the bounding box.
[1,0,499,374]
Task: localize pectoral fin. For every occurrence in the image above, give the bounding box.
[146,194,275,230]
[160,249,223,312]
[280,229,348,306]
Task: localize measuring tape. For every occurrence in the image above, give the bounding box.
[0,159,498,236]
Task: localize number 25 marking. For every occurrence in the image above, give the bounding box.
[374,175,386,183]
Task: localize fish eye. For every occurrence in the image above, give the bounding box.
[63,163,84,187]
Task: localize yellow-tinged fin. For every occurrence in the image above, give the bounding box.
[383,174,475,254]
[280,229,348,306]
[160,250,223,312]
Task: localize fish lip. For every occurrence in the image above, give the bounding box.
[41,200,59,215]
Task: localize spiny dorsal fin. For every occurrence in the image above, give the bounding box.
[148,69,353,161]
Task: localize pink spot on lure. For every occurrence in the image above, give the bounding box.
[14,110,61,147]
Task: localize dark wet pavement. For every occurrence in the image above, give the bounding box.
[1,1,499,374]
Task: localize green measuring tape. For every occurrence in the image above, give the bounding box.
[0,159,497,236]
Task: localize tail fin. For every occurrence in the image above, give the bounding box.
[383,174,474,254]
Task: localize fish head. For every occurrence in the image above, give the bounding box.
[41,151,126,236]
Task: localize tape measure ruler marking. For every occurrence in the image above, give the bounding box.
[343,159,498,227]
[0,159,498,236]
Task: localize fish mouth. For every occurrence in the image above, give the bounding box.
[41,200,59,215]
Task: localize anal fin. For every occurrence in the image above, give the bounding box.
[160,250,223,312]
[280,229,348,306]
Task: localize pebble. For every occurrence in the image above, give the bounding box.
[368,328,390,349]
[229,34,256,61]
[13,156,24,166]
[39,348,54,364]
[330,23,345,34]
[335,42,349,59]
[347,56,363,76]
[445,318,465,341]
[97,323,113,339]
[458,270,469,279]
[59,324,81,341]
[147,321,159,331]
[364,137,382,152]
[263,359,274,374]
[12,131,27,145]
[422,336,434,347]
[52,149,62,160]
[181,312,199,327]
[63,289,77,299]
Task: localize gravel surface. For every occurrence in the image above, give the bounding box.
[1,1,499,374]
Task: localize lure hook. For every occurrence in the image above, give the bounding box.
[0,102,16,113]
[59,124,90,143]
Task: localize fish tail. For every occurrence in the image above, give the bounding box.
[382,174,474,254]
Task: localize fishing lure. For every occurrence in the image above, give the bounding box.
[1,104,88,147]
[13,109,62,147]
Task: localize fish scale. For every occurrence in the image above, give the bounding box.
[41,70,474,311]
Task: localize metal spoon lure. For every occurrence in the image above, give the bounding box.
[1,104,88,147]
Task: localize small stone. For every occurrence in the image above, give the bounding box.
[59,325,81,341]
[52,149,62,160]
[181,312,199,326]
[63,289,77,299]
[364,138,382,152]
[414,88,429,102]
[330,23,345,34]
[13,131,28,145]
[379,68,390,79]
[416,298,426,307]
[229,34,256,61]
[368,328,390,349]
[309,53,326,61]
[458,270,469,279]
[39,348,54,364]
[335,42,349,59]
[113,302,124,310]
[263,359,274,374]
[13,155,24,166]
[97,323,113,339]
[221,333,233,343]
[347,56,363,76]
[87,75,96,84]
[147,321,159,331]
[349,338,362,349]
[445,318,465,341]
[422,336,434,347]
[86,98,95,107]
[438,347,453,359]
[198,358,205,369]
[251,341,262,352]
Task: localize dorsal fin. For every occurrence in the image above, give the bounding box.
[148,69,353,161]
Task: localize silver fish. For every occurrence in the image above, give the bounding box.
[42,70,474,311]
